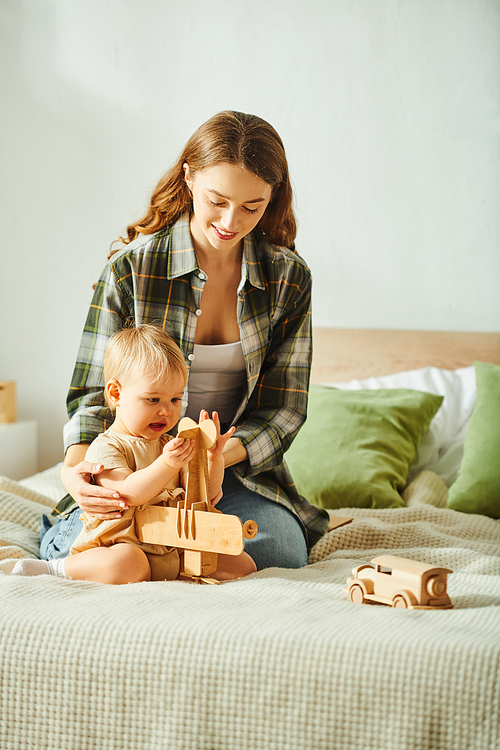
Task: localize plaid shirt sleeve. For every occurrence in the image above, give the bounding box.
[233,249,312,477]
[229,239,328,548]
[63,258,134,450]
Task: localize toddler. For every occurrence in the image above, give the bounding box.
[12,324,256,583]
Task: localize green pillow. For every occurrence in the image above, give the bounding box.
[286,385,443,510]
[447,361,500,518]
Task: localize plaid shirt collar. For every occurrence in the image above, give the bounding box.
[164,214,266,290]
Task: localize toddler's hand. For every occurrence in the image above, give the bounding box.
[198,410,235,459]
[162,436,195,469]
[198,410,235,503]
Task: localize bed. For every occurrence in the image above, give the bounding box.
[1,328,499,750]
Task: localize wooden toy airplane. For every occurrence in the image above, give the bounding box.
[137,417,258,583]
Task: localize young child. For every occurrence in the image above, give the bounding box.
[12,324,257,583]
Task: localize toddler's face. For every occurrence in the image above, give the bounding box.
[111,371,185,439]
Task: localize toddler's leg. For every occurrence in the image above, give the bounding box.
[64,544,151,584]
[212,551,257,581]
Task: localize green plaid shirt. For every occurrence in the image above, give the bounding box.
[60,215,328,548]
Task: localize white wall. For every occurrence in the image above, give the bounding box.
[1,0,499,471]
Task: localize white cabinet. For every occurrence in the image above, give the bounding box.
[0,420,38,480]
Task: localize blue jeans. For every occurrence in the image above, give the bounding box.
[40,507,83,561]
[40,471,308,570]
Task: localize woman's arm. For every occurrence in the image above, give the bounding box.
[61,257,133,518]
[222,437,247,468]
[63,262,127,454]
[232,248,312,476]
[60,444,128,519]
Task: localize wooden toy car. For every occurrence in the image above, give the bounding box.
[344,555,453,609]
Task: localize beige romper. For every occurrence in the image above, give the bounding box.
[70,430,185,581]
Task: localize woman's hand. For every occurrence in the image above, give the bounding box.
[61,447,129,520]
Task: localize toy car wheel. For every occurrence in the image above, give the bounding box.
[392,594,409,609]
[426,576,447,597]
[349,583,365,604]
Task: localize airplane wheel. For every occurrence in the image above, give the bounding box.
[243,520,258,539]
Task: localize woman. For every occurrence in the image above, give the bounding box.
[41,110,329,570]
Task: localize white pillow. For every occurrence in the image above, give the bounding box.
[323,366,476,486]
[19,462,66,502]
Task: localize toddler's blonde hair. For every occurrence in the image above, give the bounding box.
[104,324,187,409]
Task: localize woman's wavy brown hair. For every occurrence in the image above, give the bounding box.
[116,110,296,252]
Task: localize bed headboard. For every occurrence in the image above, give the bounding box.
[311,328,500,383]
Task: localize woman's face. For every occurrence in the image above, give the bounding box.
[184,162,272,255]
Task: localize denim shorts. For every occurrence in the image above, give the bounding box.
[39,470,308,570]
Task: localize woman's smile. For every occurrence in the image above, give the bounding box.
[212,225,238,241]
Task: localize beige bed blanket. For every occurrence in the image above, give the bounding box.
[1,471,499,750]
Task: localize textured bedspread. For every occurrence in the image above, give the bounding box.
[1,472,499,750]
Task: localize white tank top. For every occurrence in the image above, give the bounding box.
[186,341,247,423]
